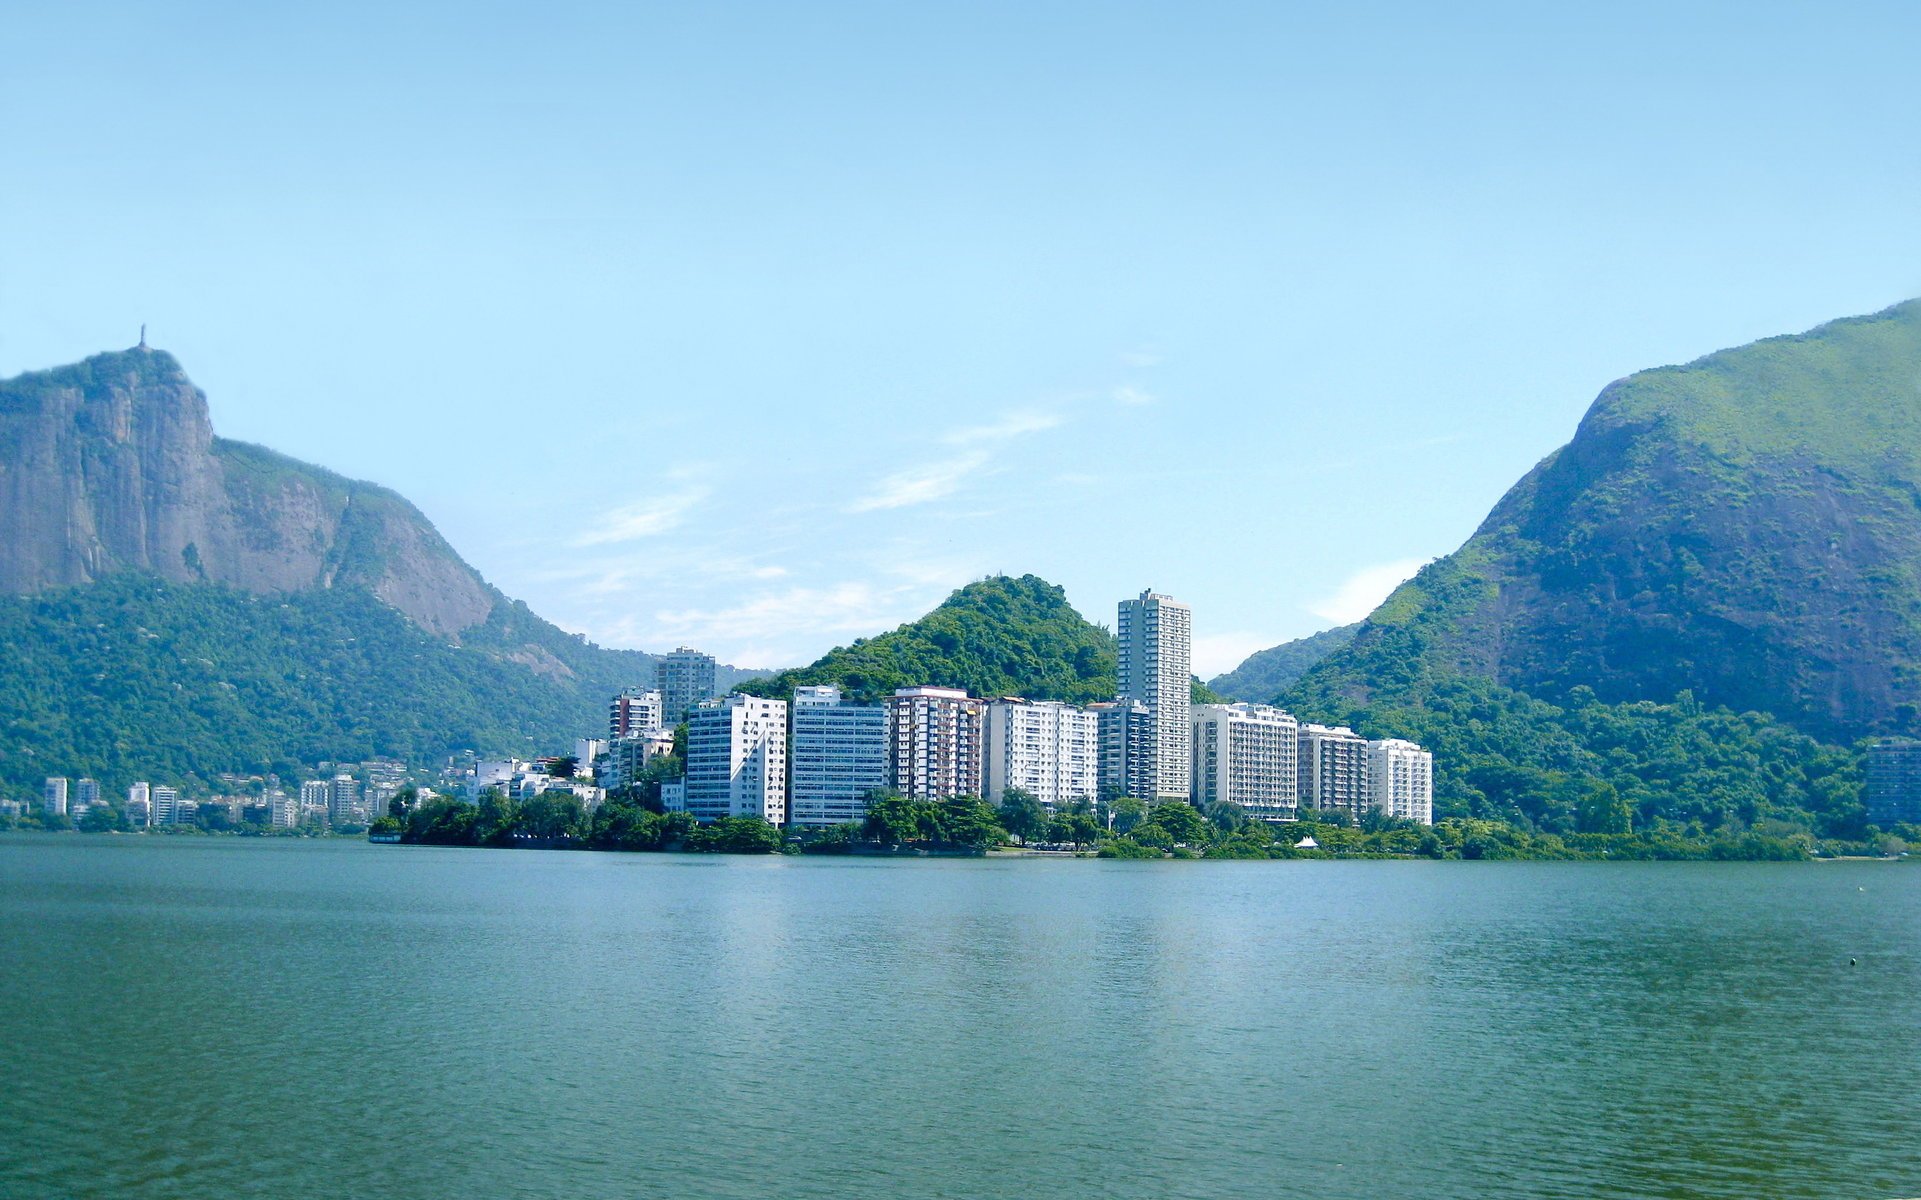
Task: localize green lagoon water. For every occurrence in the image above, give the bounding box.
[2,834,1917,1199]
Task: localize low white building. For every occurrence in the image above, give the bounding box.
[1367,738,1434,825]
[1192,703,1299,822]
[685,694,788,823]
[983,699,1099,810]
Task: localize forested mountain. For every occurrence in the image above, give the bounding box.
[0,347,759,797]
[736,574,1117,704]
[1208,623,1358,701]
[1278,302,1921,837]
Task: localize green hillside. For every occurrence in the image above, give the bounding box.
[737,574,1116,704]
[0,575,671,798]
[1272,304,1921,839]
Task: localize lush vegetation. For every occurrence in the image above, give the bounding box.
[737,574,1117,704]
[1208,622,1358,701]
[0,575,673,800]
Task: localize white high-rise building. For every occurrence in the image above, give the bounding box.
[328,774,364,825]
[609,689,664,740]
[789,686,888,827]
[42,777,68,818]
[685,695,788,823]
[127,782,152,828]
[1367,738,1434,825]
[151,785,181,826]
[888,687,985,800]
[984,699,1099,810]
[1299,724,1370,819]
[74,779,101,815]
[1192,703,1299,822]
[659,649,718,724]
[1117,589,1193,801]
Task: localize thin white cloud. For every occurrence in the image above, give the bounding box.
[1119,348,1163,368]
[1309,558,1431,625]
[943,410,1065,445]
[1113,384,1155,406]
[571,489,709,547]
[846,451,990,513]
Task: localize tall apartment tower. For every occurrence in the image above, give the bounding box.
[789,686,888,827]
[1192,703,1299,822]
[1117,589,1193,801]
[888,687,986,800]
[328,774,364,825]
[42,777,68,817]
[658,649,718,724]
[1090,700,1156,801]
[1367,738,1434,825]
[609,688,665,740]
[74,779,101,814]
[685,694,788,824]
[1865,740,1921,827]
[150,785,181,826]
[983,699,1100,810]
[1298,724,1370,819]
[127,782,152,827]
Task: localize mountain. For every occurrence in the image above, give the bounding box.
[0,347,493,636]
[0,346,759,797]
[1208,623,1358,701]
[1276,302,1921,837]
[1294,301,1921,742]
[737,574,1117,704]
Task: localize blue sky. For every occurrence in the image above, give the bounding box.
[4,1,1919,672]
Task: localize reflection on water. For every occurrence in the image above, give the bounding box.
[1,836,1917,1200]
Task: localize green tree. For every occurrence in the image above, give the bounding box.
[1575,779,1633,835]
[1140,800,1209,846]
[1106,796,1147,835]
[996,788,1047,843]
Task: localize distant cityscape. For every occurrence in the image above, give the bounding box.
[530,590,1436,831]
[15,585,1921,841]
[6,591,1439,836]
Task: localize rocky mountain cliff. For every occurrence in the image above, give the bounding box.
[1294,300,1921,743]
[0,346,763,794]
[0,346,493,635]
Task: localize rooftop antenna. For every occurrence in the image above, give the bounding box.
[139,323,147,349]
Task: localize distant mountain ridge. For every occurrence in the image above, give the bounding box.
[1209,623,1358,701]
[0,347,760,796]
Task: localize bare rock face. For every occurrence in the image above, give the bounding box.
[0,347,495,636]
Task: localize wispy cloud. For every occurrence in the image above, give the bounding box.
[571,488,710,547]
[1119,347,1163,368]
[943,410,1064,445]
[1309,558,1431,624]
[849,408,1066,513]
[1112,384,1155,406]
[847,452,991,512]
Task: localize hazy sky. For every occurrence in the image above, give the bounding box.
[5,1,1919,672]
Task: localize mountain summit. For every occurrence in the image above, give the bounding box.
[0,346,492,635]
[1298,299,1921,742]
